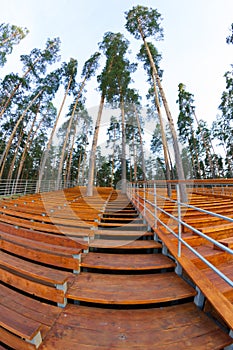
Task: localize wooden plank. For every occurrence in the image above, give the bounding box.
[215,236,233,250]
[0,213,92,235]
[202,262,233,294]
[0,238,80,270]
[93,228,153,237]
[0,221,88,249]
[0,207,94,227]
[80,252,175,270]
[0,231,82,255]
[0,304,42,342]
[98,222,148,229]
[0,250,71,284]
[89,239,162,250]
[39,303,232,350]
[0,284,61,327]
[154,226,233,329]
[1,268,66,304]
[100,217,143,223]
[0,327,36,350]
[66,272,196,304]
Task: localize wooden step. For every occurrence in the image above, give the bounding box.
[89,239,162,250]
[202,262,233,295]
[93,229,153,238]
[100,217,143,223]
[67,272,196,304]
[39,303,233,350]
[215,236,233,250]
[80,252,176,271]
[103,212,139,218]
[98,222,148,230]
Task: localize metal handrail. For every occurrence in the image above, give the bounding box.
[0,179,77,196]
[127,182,233,288]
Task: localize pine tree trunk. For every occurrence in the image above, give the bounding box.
[120,98,127,193]
[57,79,86,186]
[150,73,172,197]
[131,132,137,181]
[86,94,105,196]
[133,104,146,180]
[37,77,72,192]
[0,90,43,178]
[66,113,79,183]
[7,127,24,182]
[15,106,42,184]
[141,35,187,201]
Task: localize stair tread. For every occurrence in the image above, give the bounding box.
[100,217,143,222]
[80,252,176,270]
[89,239,162,249]
[40,303,233,350]
[67,272,196,304]
[93,229,153,237]
[98,222,148,229]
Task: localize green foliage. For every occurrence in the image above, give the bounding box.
[20,37,61,78]
[137,42,163,79]
[226,23,233,45]
[177,83,195,144]
[0,23,29,67]
[61,57,78,92]
[125,5,163,41]
[97,32,136,102]
[81,52,101,79]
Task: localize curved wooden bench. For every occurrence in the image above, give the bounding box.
[0,215,91,237]
[1,232,81,272]
[0,284,61,349]
[0,221,88,249]
[1,251,72,306]
[0,304,42,349]
[0,207,93,226]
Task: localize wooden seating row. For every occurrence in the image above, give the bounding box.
[0,283,62,349]
[0,186,114,349]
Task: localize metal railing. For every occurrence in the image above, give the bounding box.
[0,179,77,197]
[127,180,233,288]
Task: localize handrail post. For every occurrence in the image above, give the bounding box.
[24,180,28,195]
[143,183,146,217]
[154,183,157,229]
[177,183,182,257]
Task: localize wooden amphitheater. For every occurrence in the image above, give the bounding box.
[0,180,233,349]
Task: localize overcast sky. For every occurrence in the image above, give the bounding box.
[1,0,233,128]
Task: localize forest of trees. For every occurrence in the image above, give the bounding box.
[0,7,232,195]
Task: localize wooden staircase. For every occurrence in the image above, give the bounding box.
[41,190,233,349]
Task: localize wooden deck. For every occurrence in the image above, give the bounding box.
[0,186,233,349]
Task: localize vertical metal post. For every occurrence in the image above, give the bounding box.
[11,179,15,195]
[137,183,139,208]
[24,180,28,195]
[177,183,182,257]
[154,183,157,229]
[143,183,146,217]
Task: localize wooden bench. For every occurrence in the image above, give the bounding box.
[199,223,233,240]
[0,232,82,272]
[0,210,93,236]
[0,201,101,220]
[0,221,89,249]
[214,236,233,251]
[0,304,43,349]
[1,250,73,306]
[0,281,62,349]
